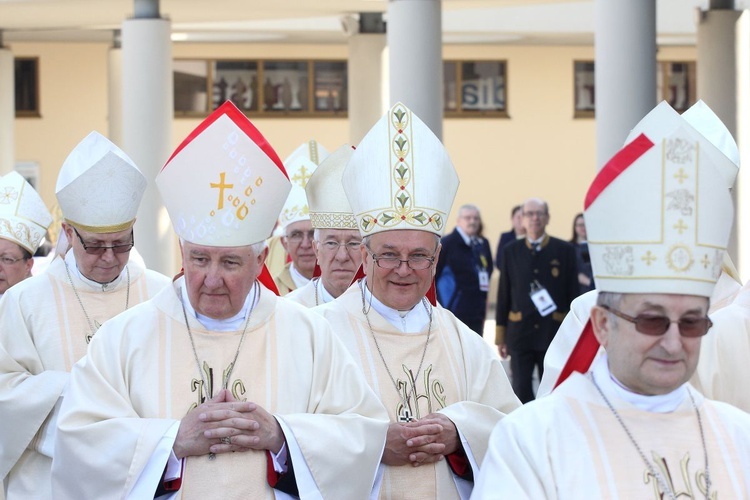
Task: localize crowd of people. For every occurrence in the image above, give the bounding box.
[1,98,749,498]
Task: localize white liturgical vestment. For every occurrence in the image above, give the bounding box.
[52,279,388,499]
[315,282,521,499]
[473,356,750,498]
[0,251,170,497]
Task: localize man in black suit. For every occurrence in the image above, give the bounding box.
[495,204,525,271]
[495,198,579,403]
[436,204,493,335]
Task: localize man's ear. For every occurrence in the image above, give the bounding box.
[257,245,269,267]
[590,305,611,348]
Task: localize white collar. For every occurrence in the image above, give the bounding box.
[361,278,430,333]
[180,281,259,332]
[455,226,473,245]
[316,278,335,304]
[289,263,311,288]
[64,250,126,291]
[591,353,688,413]
[527,234,546,246]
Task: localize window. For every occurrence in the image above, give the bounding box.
[657,61,696,112]
[174,58,348,117]
[174,60,208,114]
[444,60,507,116]
[574,61,595,118]
[574,60,697,117]
[15,58,39,117]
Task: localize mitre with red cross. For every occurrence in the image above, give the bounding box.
[584,100,736,298]
[157,101,291,247]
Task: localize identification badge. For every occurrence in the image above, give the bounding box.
[478,269,489,292]
[530,281,556,317]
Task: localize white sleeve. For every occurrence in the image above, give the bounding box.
[128,420,181,499]
[275,416,323,500]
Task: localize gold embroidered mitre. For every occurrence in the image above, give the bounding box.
[0,171,52,253]
[342,102,459,237]
[306,144,357,230]
[157,101,291,247]
[584,101,736,297]
[279,140,328,228]
[55,131,146,233]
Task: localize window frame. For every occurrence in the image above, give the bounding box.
[444,59,509,118]
[14,57,40,118]
[173,58,348,118]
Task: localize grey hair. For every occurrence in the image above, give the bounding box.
[458,204,480,215]
[179,237,265,256]
[522,197,549,215]
[362,233,440,252]
[596,291,623,309]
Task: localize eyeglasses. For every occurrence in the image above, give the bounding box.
[318,240,362,253]
[370,253,435,270]
[600,305,712,338]
[0,255,26,266]
[73,228,134,255]
[523,211,547,219]
[286,230,315,244]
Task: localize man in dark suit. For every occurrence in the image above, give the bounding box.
[495,198,579,403]
[436,204,493,335]
[495,204,525,271]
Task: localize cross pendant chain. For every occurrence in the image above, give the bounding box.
[398,408,414,423]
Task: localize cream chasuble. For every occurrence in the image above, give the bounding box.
[473,363,750,498]
[315,283,520,500]
[0,252,170,498]
[273,263,296,296]
[286,279,333,308]
[52,279,388,499]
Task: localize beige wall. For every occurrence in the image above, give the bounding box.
[10,40,696,260]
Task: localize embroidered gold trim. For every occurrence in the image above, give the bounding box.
[309,212,357,229]
[64,218,136,234]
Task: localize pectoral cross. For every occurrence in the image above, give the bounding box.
[398,408,414,423]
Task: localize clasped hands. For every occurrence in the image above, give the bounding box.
[382,412,460,467]
[173,389,285,459]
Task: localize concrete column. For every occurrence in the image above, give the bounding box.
[387,0,443,139]
[122,15,174,276]
[347,20,386,144]
[697,8,742,279]
[0,46,14,175]
[108,31,123,147]
[736,11,750,282]
[594,0,656,169]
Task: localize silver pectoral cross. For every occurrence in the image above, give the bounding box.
[398,408,414,423]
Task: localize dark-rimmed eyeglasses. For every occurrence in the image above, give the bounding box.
[600,305,712,338]
[73,227,134,255]
[370,253,435,270]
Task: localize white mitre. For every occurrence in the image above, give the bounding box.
[307,144,357,230]
[279,140,328,228]
[342,102,459,237]
[0,171,53,253]
[55,131,146,233]
[157,101,291,247]
[585,101,736,297]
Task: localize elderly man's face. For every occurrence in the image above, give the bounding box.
[64,223,133,284]
[181,241,266,319]
[361,230,440,311]
[282,220,316,279]
[313,228,362,298]
[0,238,32,294]
[592,293,707,396]
[522,200,549,240]
[456,208,480,237]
